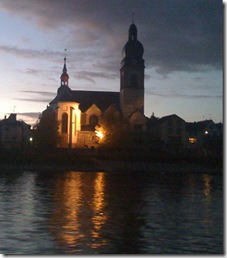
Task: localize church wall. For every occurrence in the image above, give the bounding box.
[120,88,144,118]
[83,104,102,125]
[128,111,147,132]
[56,101,81,148]
[120,66,144,90]
[102,105,120,121]
[77,131,97,148]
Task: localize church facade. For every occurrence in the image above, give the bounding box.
[45,22,147,148]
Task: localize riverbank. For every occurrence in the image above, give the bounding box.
[0,148,223,175]
[0,158,223,175]
[93,159,223,175]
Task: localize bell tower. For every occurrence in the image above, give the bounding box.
[57,54,70,96]
[120,23,145,118]
[60,57,69,86]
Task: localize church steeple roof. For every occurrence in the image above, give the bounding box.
[122,23,144,62]
[60,57,69,86]
[128,23,137,40]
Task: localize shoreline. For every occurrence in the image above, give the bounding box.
[0,159,223,175]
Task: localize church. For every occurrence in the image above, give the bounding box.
[45,22,148,148]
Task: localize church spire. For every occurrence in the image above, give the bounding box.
[128,22,137,40]
[60,50,69,86]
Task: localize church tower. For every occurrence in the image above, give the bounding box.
[120,23,145,118]
[57,57,70,96]
[61,57,69,86]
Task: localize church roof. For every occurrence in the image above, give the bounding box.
[50,88,120,112]
[50,86,75,103]
[72,90,119,112]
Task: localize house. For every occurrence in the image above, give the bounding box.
[186,120,223,156]
[0,113,31,149]
[149,114,187,153]
[186,120,222,144]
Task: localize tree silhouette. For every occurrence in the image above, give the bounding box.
[33,107,59,148]
[95,111,129,148]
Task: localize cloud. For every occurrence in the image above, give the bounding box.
[0,45,63,62]
[14,91,56,103]
[17,112,41,121]
[146,89,222,99]
[0,0,222,76]
[19,90,55,97]
[16,68,43,77]
[74,70,118,82]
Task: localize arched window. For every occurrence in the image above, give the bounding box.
[89,115,98,127]
[62,113,68,133]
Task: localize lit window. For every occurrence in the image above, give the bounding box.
[189,137,197,144]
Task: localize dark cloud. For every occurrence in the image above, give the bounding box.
[17,112,41,117]
[74,70,117,82]
[19,90,55,97]
[146,89,222,99]
[0,45,63,63]
[13,98,52,103]
[0,0,223,76]
[16,68,43,76]
[14,91,56,103]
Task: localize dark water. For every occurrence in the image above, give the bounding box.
[0,168,223,254]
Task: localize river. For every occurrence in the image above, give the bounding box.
[0,168,223,254]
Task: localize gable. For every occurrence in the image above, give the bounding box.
[84,104,102,116]
[103,104,120,118]
[128,111,147,124]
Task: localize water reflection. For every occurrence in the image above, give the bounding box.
[50,172,107,251]
[50,172,83,248]
[203,174,212,198]
[201,174,213,235]
[90,173,107,248]
[0,170,223,254]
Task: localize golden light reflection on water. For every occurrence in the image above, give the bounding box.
[201,174,213,234]
[51,172,84,247]
[203,174,212,199]
[90,172,108,248]
[50,172,107,250]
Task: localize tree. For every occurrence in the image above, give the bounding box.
[95,111,129,148]
[33,107,59,148]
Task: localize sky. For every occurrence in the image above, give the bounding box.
[0,0,223,125]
